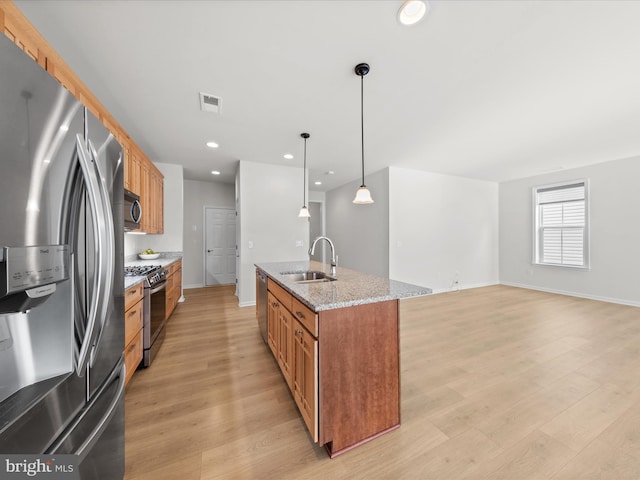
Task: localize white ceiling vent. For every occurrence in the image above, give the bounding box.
[199,92,221,114]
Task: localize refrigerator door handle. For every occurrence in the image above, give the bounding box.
[74,134,110,376]
[86,138,115,367]
[46,360,125,461]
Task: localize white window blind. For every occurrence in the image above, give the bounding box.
[534,181,588,267]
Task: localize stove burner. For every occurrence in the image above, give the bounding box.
[124,264,168,287]
[124,265,161,277]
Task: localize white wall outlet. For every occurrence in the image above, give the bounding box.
[192,224,197,231]
[248,241,254,249]
[295,240,303,247]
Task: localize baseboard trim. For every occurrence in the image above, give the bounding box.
[238,301,256,308]
[500,281,640,307]
[184,283,205,289]
[428,281,499,295]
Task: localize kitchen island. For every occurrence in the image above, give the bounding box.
[255,261,430,457]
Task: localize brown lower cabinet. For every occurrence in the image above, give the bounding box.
[124,283,144,386]
[264,275,399,457]
[165,259,182,319]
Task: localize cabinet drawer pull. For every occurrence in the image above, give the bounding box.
[296,311,305,319]
[127,343,137,353]
[128,310,137,317]
[272,302,279,307]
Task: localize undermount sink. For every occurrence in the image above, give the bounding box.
[281,270,337,283]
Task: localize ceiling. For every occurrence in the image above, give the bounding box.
[15,0,640,190]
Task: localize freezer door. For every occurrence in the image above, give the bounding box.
[0,372,84,454]
[47,357,125,480]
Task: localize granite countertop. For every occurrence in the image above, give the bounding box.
[256,260,431,312]
[124,276,145,290]
[124,252,182,290]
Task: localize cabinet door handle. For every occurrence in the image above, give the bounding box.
[295,329,303,336]
[128,310,137,316]
[295,311,305,319]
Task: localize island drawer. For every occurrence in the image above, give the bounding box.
[268,279,292,311]
[291,297,317,337]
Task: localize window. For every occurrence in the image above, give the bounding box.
[533,180,588,268]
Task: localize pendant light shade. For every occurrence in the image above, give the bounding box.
[298,132,311,218]
[353,186,374,204]
[298,206,310,218]
[353,63,374,204]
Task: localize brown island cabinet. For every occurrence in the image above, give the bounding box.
[256,262,430,457]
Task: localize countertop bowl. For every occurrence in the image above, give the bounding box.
[138,253,160,260]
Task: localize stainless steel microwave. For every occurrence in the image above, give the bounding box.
[124,189,142,231]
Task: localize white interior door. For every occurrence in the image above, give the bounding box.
[205,207,237,286]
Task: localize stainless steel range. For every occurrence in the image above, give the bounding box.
[125,265,168,367]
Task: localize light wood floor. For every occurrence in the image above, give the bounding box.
[123,285,640,479]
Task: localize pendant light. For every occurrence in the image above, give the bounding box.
[353,63,374,204]
[298,132,311,218]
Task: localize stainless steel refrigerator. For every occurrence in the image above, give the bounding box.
[0,33,125,479]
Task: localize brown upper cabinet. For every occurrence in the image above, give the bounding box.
[1,2,163,234]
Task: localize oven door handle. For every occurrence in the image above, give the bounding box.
[149,281,167,294]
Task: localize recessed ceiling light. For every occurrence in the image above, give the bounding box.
[211,170,221,175]
[284,153,294,159]
[326,170,335,175]
[398,0,428,26]
[206,141,219,148]
[314,181,322,185]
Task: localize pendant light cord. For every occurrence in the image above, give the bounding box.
[360,74,365,187]
[303,136,307,205]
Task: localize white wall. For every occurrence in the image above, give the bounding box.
[237,161,309,306]
[124,162,183,258]
[182,179,235,288]
[325,169,390,276]
[389,167,499,292]
[500,156,640,306]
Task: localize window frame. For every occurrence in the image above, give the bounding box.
[532,179,590,269]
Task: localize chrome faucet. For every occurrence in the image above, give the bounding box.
[309,236,337,277]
